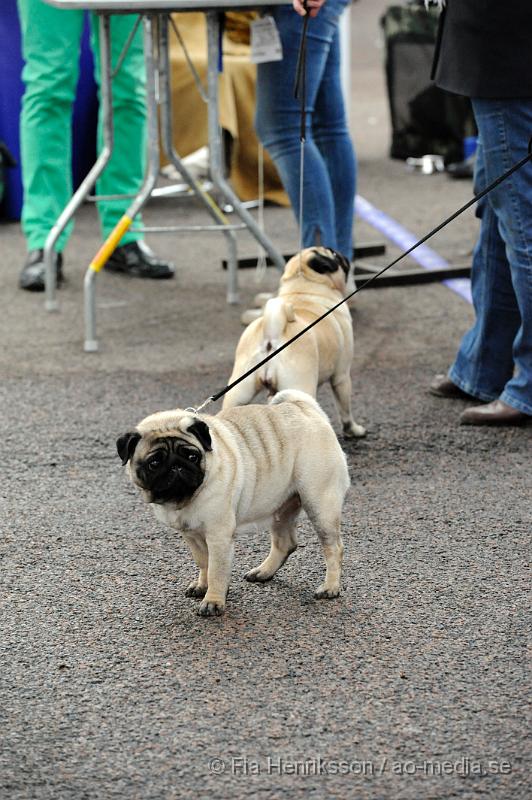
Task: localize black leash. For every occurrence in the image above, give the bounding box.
[188,136,532,413]
[189,13,532,414]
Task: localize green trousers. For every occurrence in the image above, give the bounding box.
[17,0,147,251]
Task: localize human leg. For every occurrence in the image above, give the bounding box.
[448,142,520,401]
[312,10,356,258]
[90,13,146,243]
[255,3,349,253]
[484,100,532,415]
[449,100,532,415]
[90,14,174,278]
[17,0,83,252]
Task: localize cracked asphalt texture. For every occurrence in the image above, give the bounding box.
[1,2,530,798]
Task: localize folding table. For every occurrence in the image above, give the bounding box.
[43,0,288,351]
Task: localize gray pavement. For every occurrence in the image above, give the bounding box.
[1,2,530,799]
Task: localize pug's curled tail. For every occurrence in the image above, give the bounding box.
[270,389,329,421]
[262,297,295,350]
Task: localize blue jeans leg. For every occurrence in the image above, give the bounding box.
[255,1,355,258]
[313,21,356,259]
[449,98,532,415]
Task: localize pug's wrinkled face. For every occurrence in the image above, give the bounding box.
[117,419,211,506]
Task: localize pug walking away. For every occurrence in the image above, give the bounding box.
[117,391,350,617]
[223,247,366,440]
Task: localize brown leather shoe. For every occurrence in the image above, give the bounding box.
[460,399,530,426]
[429,374,475,399]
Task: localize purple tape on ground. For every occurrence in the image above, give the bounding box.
[355,195,472,304]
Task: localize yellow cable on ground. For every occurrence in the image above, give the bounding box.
[89,215,133,272]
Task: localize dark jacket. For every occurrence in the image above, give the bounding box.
[431,0,532,99]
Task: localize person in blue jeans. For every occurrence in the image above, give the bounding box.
[428,0,532,425]
[255,0,355,261]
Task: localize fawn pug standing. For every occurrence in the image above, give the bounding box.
[222,247,366,439]
[117,390,350,617]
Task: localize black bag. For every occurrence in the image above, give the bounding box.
[380,3,476,164]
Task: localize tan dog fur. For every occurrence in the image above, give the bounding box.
[121,391,350,617]
[222,247,366,439]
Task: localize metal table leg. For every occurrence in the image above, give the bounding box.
[205,10,286,274]
[44,14,114,312]
[84,13,161,352]
[158,15,239,303]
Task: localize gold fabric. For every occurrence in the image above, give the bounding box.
[224,11,257,45]
[164,13,288,206]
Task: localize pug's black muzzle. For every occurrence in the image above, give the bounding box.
[137,453,204,504]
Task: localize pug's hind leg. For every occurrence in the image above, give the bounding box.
[331,374,366,439]
[245,495,301,583]
[304,496,344,599]
[221,373,259,409]
[183,533,208,599]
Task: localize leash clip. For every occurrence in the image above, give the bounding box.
[184,396,215,416]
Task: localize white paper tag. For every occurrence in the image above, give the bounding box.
[250,16,283,64]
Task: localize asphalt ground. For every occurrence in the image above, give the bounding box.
[1,2,530,798]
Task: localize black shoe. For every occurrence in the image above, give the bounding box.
[19,249,64,292]
[105,240,175,279]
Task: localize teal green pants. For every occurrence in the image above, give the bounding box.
[17,0,147,251]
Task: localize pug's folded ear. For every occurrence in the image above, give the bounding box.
[308,248,350,278]
[116,431,141,465]
[187,419,212,451]
[332,250,351,278]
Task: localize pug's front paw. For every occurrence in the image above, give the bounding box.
[314,584,341,600]
[198,600,225,617]
[185,581,207,598]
